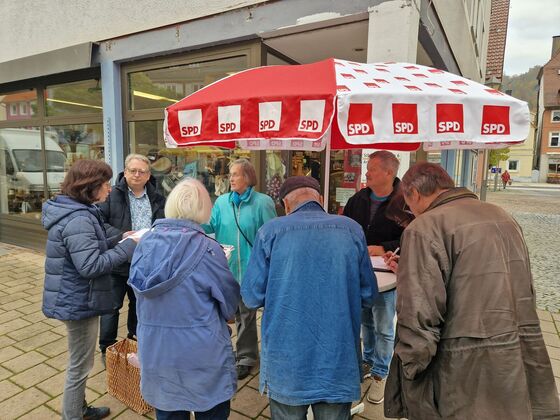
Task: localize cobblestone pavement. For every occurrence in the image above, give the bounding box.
[1,232,559,419]
[486,186,560,311]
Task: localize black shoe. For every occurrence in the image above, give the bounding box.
[127,333,137,341]
[83,405,110,420]
[237,365,251,380]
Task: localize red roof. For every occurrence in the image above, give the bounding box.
[485,0,510,83]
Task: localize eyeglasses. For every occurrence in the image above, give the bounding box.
[126,168,149,175]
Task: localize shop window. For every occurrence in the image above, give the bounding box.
[45,79,102,116]
[552,110,560,123]
[548,163,560,174]
[508,160,519,171]
[127,55,247,110]
[550,132,560,147]
[127,120,249,200]
[0,127,45,216]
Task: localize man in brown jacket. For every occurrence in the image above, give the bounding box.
[384,162,560,420]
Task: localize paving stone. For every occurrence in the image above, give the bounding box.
[36,371,66,397]
[0,345,24,363]
[6,320,50,341]
[1,350,48,373]
[548,345,560,361]
[11,363,59,389]
[18,404,60,419]
[113,408,154,419]
[552,313,560,322]
[87,370,108,395]
[36,336,68,358]
[46,387,100,414]
[541,320,558,334]
[21,310,49,324]
[231,385,269,418]
[0,335,16,349]
[0,318,32,336]
[45,352,68,371]
[0,380,23,402]
[0,291,30,304]
[16,302,43,315]
[538,310,554,321]
[551,358,560,378]
[0,310,23,324]
[87,393,128,418]
[229,411,252,419]
[42,318,62,328]
[0,365,12,381]
[2,298,35,311]
[544,332,560,348]
[23,293,44,303]
[3,283,35,295]
[0,386,50,418]
[50,323,68,336]
[14,330,64,352]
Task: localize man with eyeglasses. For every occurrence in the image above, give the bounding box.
[98,153,166,365]
[342,150,404,405]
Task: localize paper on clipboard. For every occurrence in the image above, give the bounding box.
[370,256,391,272]
[118,228,150,243]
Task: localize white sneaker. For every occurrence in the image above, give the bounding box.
[366,376,386,404]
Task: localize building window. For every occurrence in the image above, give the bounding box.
[508,160,519,171]
[550,132,560,147]
[549,163,560,174]
[19,102,27,115]
[552,110,560,123]
[9,104,17,115]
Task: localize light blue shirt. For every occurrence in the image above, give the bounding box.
[242,200,377,405]
[127,187,152,230]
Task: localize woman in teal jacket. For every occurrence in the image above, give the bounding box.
[204,158,276,380]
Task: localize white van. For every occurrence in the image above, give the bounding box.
[0,128,66,212]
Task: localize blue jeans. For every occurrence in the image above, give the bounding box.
[362,289,396,379]
[99,273,137,352]
[269,399,351,420]
[155,400,230,420]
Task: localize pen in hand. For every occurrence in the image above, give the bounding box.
[385,247,400,264]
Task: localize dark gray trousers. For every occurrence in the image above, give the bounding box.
[235,300,258,367]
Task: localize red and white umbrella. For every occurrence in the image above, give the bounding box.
[164,58,529,151]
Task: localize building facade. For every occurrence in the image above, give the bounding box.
[535,36,560,183]
[0,0,492,249]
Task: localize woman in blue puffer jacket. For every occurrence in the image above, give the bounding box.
[42,159,137,420]
[128,178,240,420]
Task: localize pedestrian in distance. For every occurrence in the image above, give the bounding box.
[42,159,138,420]
[384,162,560,420]
[501,169,511,190]
[128,178,240,420]
[342,150,403,404]
[242,176,377,420]
[203,158,277,380]
[97,153,165,365]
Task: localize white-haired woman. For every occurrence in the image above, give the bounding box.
[203,158,277,380]
[128,178,240,420]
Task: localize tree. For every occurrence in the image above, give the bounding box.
[488,148,510,167]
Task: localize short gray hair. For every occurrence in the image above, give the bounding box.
[401,162,455,197]
[230,158,257,186]
[369,151,399,177]
[125,153,151,169]
[284,187,321,212]
[164,178,212,224]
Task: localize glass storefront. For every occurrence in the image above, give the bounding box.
[0,79,103,235]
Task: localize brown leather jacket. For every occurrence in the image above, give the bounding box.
[384,188,560,419]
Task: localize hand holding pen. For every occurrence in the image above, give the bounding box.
[383,247,400,273]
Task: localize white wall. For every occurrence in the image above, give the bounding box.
[0,0,268,62]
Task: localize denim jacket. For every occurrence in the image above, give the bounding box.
[242,201,377,405]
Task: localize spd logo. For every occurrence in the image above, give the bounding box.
[347,103,374,136]
[481,105,510,135]
[218,105,241,134]
[178,109,202,137]
[436,104,464,133]
[392,104,418,134]
[298,100,325,132]
[258,102,281,132]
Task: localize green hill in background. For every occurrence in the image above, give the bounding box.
[501,65,541,112]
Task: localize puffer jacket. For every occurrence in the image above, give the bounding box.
[384,188,560,420]
[42,195,136,321]
[98,172,166,275]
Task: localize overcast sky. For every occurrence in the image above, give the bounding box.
[503,0,560,75]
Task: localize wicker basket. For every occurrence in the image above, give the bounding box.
[106,338,153,415]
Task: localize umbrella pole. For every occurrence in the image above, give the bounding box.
[322,135,331,211]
